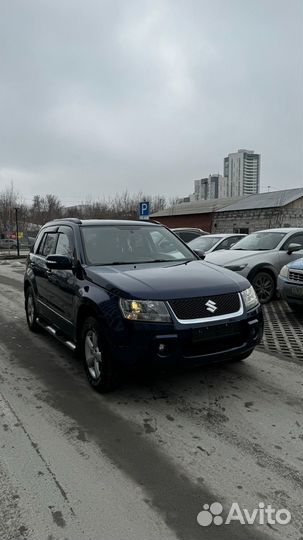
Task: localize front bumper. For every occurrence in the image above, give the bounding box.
[112,305,263,367]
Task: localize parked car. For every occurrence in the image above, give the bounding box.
[278,258,303,315]
[0,238,17,249]
[172,227,209,243]
[188,233,246,254]
[205,228,303,303]
[24,218,263,392]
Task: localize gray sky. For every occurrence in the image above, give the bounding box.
[0,0,302,205]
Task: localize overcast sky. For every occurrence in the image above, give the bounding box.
[0,0,302,205]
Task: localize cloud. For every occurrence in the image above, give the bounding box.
[0,0,302,203]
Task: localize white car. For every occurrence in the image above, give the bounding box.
[188,233,246,254]
[0,238,18,249]
[205,228,303,303]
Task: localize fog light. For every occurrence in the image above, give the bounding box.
[158,343,166,353]
[251,325,258,339]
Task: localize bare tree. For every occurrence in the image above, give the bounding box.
[1,184,170,238]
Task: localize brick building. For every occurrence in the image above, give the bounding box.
[213,188,303,234]
[150,196,245,232]
[151,188,303,234]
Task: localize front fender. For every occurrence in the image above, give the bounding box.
[247,263,278,283]
[75,284,124,342]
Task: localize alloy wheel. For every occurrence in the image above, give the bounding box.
[27,292,35,325]
[253,273,274,303]
[84,329,102,380]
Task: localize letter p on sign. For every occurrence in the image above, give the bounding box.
[139,201,150,220]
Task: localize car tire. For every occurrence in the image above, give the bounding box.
[251,271,275,304]
[25,287,40,332]
[81,316,117,393]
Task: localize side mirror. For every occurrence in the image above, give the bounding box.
[46,254,73,270]
[193,249,205,260]
[287,243,302,255]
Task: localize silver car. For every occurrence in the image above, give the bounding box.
[188,233,246,254]
[278,257,303,315]
[205,228,303,303]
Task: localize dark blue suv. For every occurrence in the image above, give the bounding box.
[24,219,263,392]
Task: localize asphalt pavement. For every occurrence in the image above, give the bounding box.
[0,262,302,540]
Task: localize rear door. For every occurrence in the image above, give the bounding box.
[30,227,59,322]
[44,226,77,336]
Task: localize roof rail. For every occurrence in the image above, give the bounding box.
[56,217,82,224]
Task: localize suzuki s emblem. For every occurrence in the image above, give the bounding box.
[205,300,217,313]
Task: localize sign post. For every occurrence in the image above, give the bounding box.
[15,207,20,257]
[139,201,150,220]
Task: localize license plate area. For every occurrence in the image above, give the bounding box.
[291,286,303,297]
[192,322,241,343]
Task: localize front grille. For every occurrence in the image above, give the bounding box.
[169,293,240,320]
[288,270,303,283]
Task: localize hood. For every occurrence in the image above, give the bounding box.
[287,257,303,270]
[205,250,275,266]
[85,260,249,300]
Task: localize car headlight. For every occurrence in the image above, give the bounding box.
[241,286,259,310]
[279,265,288,279]
[225,263,248,272]
[119,298,171,322]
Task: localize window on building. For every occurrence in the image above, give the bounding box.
[233,228,249,234]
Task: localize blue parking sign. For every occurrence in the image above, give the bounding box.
[139,201,150,220]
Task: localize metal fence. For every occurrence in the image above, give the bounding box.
[0,241,30,258]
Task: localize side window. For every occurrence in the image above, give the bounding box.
[227,236,243,248]
[216,237,235,250]
[36,232,47,255]
[41,233,58,257]
[281,234,303,251]
[56,233,73,257]
[33,230,44,253]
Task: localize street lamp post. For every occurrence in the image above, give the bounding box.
[15,207,20,257]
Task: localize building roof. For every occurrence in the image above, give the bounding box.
[218,188,303,212]
[151,188,303,218]
[150,196,247,217]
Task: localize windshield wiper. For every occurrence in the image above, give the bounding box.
[146,259,175,263]
[108,260,172,265]
[99,259,192,265]
[110,261,146,265]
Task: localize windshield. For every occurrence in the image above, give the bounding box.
[188,236,221,251]
[231,231,286,251]
[81,224,196,265]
